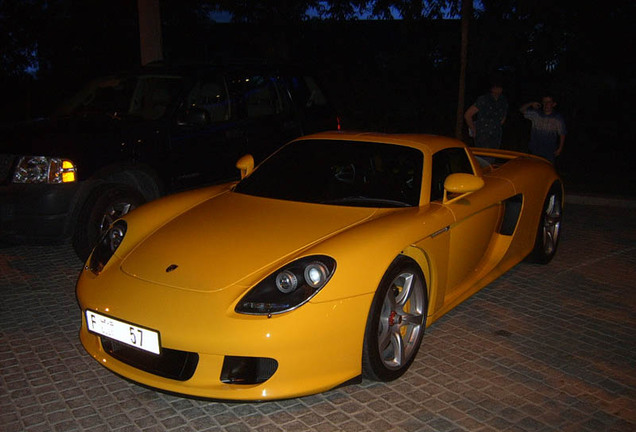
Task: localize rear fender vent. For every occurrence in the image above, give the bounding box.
[499,194,523,236]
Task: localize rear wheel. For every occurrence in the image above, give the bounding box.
[73,185,145,261]
[362,256,427,382]
[528,183,562,264]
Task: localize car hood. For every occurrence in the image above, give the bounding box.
[0,115,162,178]
[1,115,123,154]
[120,191,378,292]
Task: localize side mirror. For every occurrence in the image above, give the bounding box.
[443,173,484,204]
[236,154,254,179]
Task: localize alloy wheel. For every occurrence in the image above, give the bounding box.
[377,271,425,370]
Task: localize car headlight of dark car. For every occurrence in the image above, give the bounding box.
[236,255,336,315]
[87,220,127,274]
[12,156,77,183]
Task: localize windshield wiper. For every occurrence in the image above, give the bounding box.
[319,196,411,208]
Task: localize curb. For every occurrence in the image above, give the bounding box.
[565,194,636,208]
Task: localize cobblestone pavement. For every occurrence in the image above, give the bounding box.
[1,204,635,432]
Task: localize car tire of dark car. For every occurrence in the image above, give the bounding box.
[362,256,428,382]
[73,184,146,261]
[527,182,563,265]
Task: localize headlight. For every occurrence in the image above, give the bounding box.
[275,270,298,293]
[12,156,77,183]
[304,261,329,288]
[236,255,336,315]
[87,220,127,274]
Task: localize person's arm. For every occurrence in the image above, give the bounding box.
[464,105,479,137]
[555,134,565,156]
[520,101,540,113]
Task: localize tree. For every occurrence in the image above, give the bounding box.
[454,0,471,139]
[0,0,45,78]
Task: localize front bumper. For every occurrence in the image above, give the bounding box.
[77,266,374,401]
[0,182,81,242]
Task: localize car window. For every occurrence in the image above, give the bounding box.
[185,76,229,122]
[235,139,423,207]
[129,75,183,120]
[231,73,282,119]
[275,76,294,116]
[55,76,134,117]
[430,148,474,201]
[56,75,183,121]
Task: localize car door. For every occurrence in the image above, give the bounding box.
[167,73,248,190]
[430,148,502,305]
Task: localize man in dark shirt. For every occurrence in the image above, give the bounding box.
[464,82,508,150]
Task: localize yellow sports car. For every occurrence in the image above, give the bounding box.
[76,131,562,401]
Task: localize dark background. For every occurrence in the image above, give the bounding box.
[1,0,634,196]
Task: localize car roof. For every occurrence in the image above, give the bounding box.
[137,60,308,77]
[293,131,466,156]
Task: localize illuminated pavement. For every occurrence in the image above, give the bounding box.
[1,203,635,431]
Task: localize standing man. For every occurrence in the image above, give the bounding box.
[464,80,508,150]
[520,95,566,163]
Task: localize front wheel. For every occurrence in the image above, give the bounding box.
[362,256,428,382]
[527,183,562,264]
[73,185,146,261]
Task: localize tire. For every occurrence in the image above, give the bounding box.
[527,183,563,264]
[362,256,428,382]
[73,184,146,261]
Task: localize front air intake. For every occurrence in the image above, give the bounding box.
[220,356,278,384]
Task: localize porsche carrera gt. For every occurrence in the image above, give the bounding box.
[76,131,563,400]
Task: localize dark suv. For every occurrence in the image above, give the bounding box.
[0,62,339,259]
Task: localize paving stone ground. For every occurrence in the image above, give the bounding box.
[1,203,635,432]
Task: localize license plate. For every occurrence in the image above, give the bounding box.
[86,310,161,355]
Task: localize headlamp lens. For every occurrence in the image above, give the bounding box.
[304,262,328,288]
[236,255,336,315]
[12,156,77,184]
[87,220,127,274]
[275,270,298,293]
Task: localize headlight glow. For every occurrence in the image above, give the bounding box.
[12,156,77,184]
[304,262,329,288]
[236,255,336,315]
[87,220,127,274]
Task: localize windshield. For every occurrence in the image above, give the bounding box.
[56,75,183,120]
[234,139,423,207]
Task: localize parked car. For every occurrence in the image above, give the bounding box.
[0,62,339,259]
[76,131,563,401]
